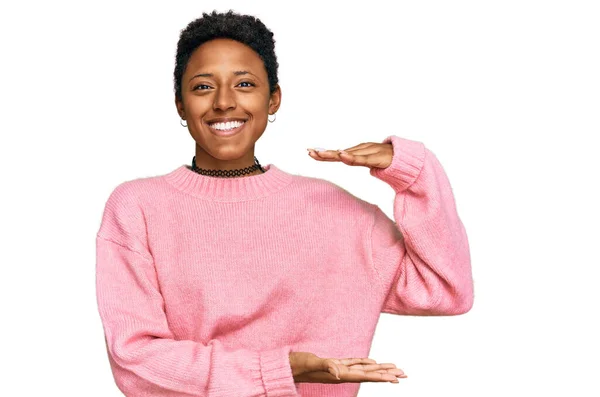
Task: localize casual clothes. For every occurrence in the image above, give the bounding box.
[95,135,474,396]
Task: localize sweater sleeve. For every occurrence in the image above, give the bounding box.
[95,185,299,397]
[368,135,474,316]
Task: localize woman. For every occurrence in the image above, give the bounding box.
[95,9,474,397]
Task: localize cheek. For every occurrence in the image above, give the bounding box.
[239,94,270,116]
[183,96,210,115]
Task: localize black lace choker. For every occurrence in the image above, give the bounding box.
[190,156,265,178]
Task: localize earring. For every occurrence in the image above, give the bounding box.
[268,113,277,123]
[180,118,187,127]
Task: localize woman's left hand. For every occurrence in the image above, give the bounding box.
[307,143,393,169]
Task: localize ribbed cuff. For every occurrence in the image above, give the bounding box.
[369,135,426,193]
[258,346,299,396]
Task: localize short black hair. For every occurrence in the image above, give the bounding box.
[174,10,279,102]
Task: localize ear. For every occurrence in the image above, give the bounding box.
[268,84,282,114]
[175,96,185,119]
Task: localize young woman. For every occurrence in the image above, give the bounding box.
[95,10,474,397]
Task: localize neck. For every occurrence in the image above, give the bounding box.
[194,147,257,170]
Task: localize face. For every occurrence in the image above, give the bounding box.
[175,38,281,165]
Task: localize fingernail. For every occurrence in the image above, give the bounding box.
[313,147,326,152]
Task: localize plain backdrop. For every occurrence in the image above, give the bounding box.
[1,1,598,396]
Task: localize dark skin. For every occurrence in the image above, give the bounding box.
[175,38,281,177]
[175,37,405,384]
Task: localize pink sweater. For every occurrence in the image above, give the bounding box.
[95,135,474,397]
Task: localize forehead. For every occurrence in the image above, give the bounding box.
[185,38,265,75]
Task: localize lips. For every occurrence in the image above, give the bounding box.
[206,118,247,124]
[207,120,247,137]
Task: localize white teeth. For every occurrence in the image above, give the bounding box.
[210,120,245,130]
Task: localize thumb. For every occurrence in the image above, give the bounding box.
[293,352,341,379]
[321,358,341,380]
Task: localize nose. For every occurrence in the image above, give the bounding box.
[213,86,236,111]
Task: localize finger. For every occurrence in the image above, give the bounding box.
[338,151,392,168]
[340,142,378,152]
[309,143,373,154]
[341,147,381,156]
[372,368,407,377]
[344,368,400,383]
[309,148,376,164]
[321,358,340,379]
[327,365,340,380]
[347,363,397,372]
[366,362,397,368]
[295,368,395,384]
[307,149,339,162]
[307,147,336,155]
[331,358,378,366]
[350,369,397,382]
[311,149,342,159]
[307,145,377,156]
[337,152,372,166]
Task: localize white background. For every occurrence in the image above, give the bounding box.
[1,0,598,396]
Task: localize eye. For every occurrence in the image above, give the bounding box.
[238,81,255,88]
[194,84,211,90]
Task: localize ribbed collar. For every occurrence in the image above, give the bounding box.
[162,164,296,202]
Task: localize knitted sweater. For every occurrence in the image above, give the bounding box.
[95,135,474,397]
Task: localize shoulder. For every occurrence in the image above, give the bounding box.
[103,174,162,209]
[98,172,168,236]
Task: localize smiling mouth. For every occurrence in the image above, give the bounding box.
[207,120,247,137]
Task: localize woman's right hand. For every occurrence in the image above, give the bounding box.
[288,352,406,384]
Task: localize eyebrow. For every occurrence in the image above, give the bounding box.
[189,70,254,82]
